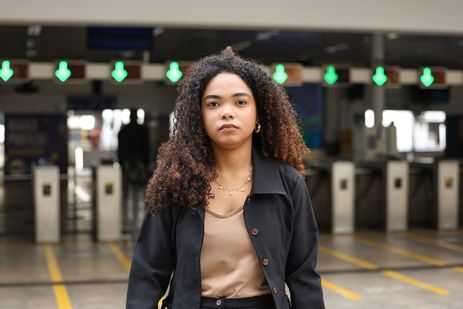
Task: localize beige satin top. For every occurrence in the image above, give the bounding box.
[200,206,271,298]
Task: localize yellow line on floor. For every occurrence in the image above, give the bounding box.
[321,278,363,300]
[320,246,449,296]
[107,242,131,272]
[382,270,449,295]
[43,245,73,309]
[399,232,463,254]
[106,242,165,309]
[455,267,463,273]
[353,236,446,267]
[319,246,377,270]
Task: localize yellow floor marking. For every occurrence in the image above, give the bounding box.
[320,246,449,296]
[319,246,377,270]
[382,270,449,295]
[399,232,463,254]
[43,245,73,309]
[455,267,463,273]
[353,236,445,266]
[106,242,165,309]
[321,278,363,300]
[106,242,131,272]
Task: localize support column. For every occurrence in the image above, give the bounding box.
[372,33,385,136]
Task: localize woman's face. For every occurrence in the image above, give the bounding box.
[201,72,257,150]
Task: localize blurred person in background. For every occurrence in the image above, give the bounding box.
[117,108,149,228]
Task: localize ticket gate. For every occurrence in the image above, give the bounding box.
[93,165,122,241]
[437,160,459,229]
[409,160,460,230]
[355,160,409,231]
[306,161,355,234]
[33,165,60,242]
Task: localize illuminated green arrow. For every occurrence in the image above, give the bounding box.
[372,66,388,87]
[0,60,14,82]
[166,62,183,83]
[112,61,128,82]
[272,64,288,84]
[420,67,434,88]
[323,65,338,85]
[55,61,71,82]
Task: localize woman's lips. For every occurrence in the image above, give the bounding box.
[219,124,238,130]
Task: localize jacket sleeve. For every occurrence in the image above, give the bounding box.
[126,206,175,309]
[285,176,325,309]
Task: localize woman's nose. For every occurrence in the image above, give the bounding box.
[221,105,234,119]
[221,112,233,119]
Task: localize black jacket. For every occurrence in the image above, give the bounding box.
[126,149,325,309]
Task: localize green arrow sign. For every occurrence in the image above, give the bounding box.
[166,62,183,83]
[112,61,128,82]
[0,60,14,82]
[372,66,388,87]
[323,65,338,85]
[272,64,288,84]
[55,61,71,82]
[420,67,435,88]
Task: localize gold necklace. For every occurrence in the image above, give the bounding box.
[215,167,253,196]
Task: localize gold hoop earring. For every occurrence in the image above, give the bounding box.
[255,122,261,133]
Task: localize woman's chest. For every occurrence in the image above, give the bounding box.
[206,187,250,216]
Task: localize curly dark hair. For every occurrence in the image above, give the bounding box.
[145,47,309,214]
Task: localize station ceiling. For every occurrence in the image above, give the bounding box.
[1,25,463,69]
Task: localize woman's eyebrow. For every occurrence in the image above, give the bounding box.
[203,94,221,101]
[203,92,251,101]
[232,92,251,98]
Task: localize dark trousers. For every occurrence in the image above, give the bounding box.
[200,294,275,309]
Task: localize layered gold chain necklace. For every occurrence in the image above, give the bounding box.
[214,167,253,196]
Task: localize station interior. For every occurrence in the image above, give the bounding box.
[1,1,463,308]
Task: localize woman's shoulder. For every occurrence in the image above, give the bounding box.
[264,155,305,185]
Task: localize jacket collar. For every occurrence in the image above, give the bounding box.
[251,148,286,195]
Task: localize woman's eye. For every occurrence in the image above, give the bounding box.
[207,102,219,108]
[237,100,247,106]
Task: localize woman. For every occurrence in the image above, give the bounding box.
[126,47,325,309]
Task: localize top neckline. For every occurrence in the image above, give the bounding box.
[205,206,244,219]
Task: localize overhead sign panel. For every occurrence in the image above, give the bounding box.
[0,60,29,82]
[110,61,141,83]
[322,65,350,87]
[372,66,400,87]
[54,60,86,83]
[271,63,302,86]
[419,67,447,89]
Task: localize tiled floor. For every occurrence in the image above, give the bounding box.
[0,230,462,309]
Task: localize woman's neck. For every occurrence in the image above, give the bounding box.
[212,144,253,177]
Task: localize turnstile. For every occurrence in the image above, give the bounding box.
[307,161,355,234]
[95,165,122,241]
[33,165,60,242]
[437,160,459,229]
[356,160,409,231]
[409,160,460,230]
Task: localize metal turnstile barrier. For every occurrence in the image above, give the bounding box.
[386,161,409,231]
[332,162,355,234]
[33,165,60,242]
[409,159,460,230]
[355,160,409,231]
[307,161,355,234]
[437,160,459,230]
[95,165,122,241]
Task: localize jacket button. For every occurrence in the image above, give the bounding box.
[262,258,269,266]
[216,299,222,306]
[251,228,259,236]
[272,287,278,294]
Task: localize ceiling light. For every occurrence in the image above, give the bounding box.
[387,32,399,40]
[27,25,42,37]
